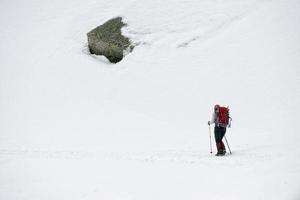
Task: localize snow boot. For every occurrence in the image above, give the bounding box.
[215,143,224,156]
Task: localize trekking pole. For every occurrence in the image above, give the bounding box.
[224,136,232,154]
[208,125,212,154]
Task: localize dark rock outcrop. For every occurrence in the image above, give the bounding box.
[87,17,132,63]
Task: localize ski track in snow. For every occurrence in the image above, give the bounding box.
[122,0,267,48]
[0,148,274,166]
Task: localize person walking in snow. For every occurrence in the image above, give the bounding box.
[208,104,231,156]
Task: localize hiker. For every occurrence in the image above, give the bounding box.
[208,104,231,156]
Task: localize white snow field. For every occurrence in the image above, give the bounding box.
[1,0,300,199]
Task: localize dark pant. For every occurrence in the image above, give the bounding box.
[215,126,226,153]
[214,126,226,143]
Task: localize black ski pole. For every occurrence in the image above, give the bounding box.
[224,136,232,154]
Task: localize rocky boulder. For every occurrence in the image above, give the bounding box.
[87,17,132,63]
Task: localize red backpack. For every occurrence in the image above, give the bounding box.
[218,106,230,127]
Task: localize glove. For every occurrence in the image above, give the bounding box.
[208,121,210,125]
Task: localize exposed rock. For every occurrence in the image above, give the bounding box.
[87,17,132,63]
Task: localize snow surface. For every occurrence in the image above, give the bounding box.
[1,0,300,199]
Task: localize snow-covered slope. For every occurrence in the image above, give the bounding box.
[0,0,300,199]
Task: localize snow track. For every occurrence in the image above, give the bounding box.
[0,148,278,166]
[123,0,262,48]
